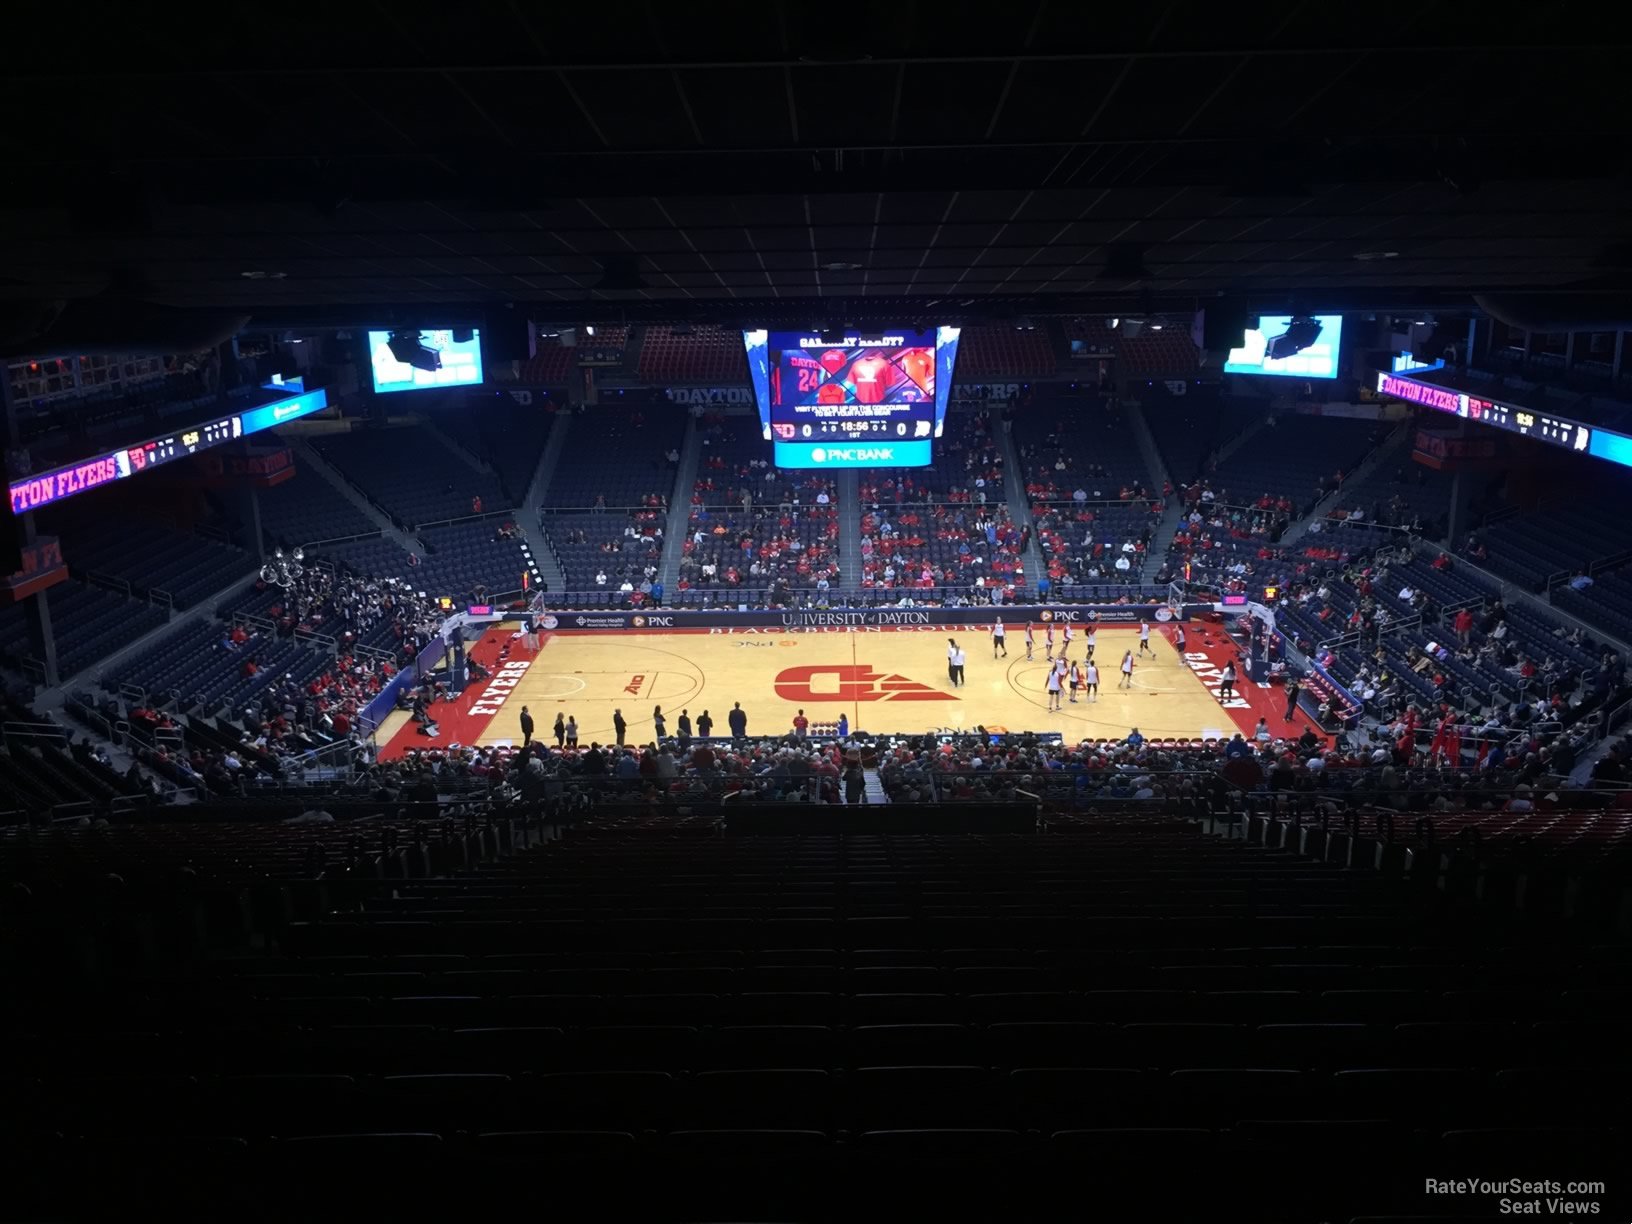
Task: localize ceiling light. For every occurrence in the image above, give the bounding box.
[821,262,862,272]
[1353,251,1400,261]
[1108,318,1121,329]
[240,270,288,280]
[585,325,596,337]
[1149,322,1164,331]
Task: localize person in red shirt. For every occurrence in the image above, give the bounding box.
[792,710,810,738]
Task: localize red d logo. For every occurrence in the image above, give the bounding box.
[774,664,955,703]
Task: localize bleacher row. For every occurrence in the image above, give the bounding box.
[3,820,1627,1219]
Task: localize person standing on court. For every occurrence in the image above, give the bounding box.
[518,705,534,747]
[1025,623,1036,661]
[1219,660,1237,701]
[951,642,967,687]
[552,711,565,747]
[653,705,667,740]
[696,710,713,739]
[1119,650,1135,688]
[565,716,579,748]
[837,713,849,739]
[728,702,747,740]
[1283,676,1302,723]
[613,708,627,747]
[792,709,809,738]
[1138,621,1154,657]
[1083,658,1099,702]
[1174,624,1187,654]
[992,617,1007,658]
[947,638,959,685]
[677,709,693,741]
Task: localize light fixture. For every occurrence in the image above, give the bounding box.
[260,546,305,590]
[1108,317,1121,329]
[585,325,596,337]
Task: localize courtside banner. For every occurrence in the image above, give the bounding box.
[534,605,1202,632]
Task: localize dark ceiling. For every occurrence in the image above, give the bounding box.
[4,1,1632,329]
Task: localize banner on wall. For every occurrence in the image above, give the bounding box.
[663,387,755,405]
[532,604,1199,632]
[951,383,1022,401]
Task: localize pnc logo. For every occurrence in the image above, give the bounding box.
[773,664,956,703]
[631,615,673,628]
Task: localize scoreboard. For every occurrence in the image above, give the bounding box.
[8,388,328,515]
[742,326,962,468]
[1374,373,1596,456]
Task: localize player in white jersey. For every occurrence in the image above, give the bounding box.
[1083,660,1099,700]
[1068,660,1082,703]
[992,617,1007,658]
[1119,649,1135,688]
[1138,621,1154,656]
[1044,623,1055,660]
[1084,626,1096,655]
[1025,623,1035,661]
[1045,657,1063,711]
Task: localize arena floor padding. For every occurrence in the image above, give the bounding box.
[379,621,1315,757]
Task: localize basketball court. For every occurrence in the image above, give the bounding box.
[377,621,1310,757]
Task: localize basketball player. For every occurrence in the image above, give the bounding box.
[1068,659,1082,704]
[947,638,959,686]
[1046,657,1064,711]
[992,617,1007,658]
[1083,658,1100,701]
[1138,621,1154,657]
[1084,626,1096,657]
[1219,661,1237,701]
[1063,622,1074,654]
[1119,650,1135,688]
[1174,624,1187,654]
[1044,622,1055,661]
[1025,623,1035,661]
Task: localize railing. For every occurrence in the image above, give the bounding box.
[1,719,69,748]
[83,570,133,598]
[416,507,525,534]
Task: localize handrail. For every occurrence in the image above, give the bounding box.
[1,720,70,747]
[415,507,524,534]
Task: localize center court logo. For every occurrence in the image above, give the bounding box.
[773,664,955,703]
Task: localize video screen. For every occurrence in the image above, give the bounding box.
[368,329,485,394]
[1223,315,1345,379]
[743,327,961,468]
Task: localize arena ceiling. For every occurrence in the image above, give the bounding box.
[3,2,1632,329]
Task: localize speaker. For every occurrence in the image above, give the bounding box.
[1411,324,1449,365]
[484,307,536,363]
[1201,303,1252,353]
